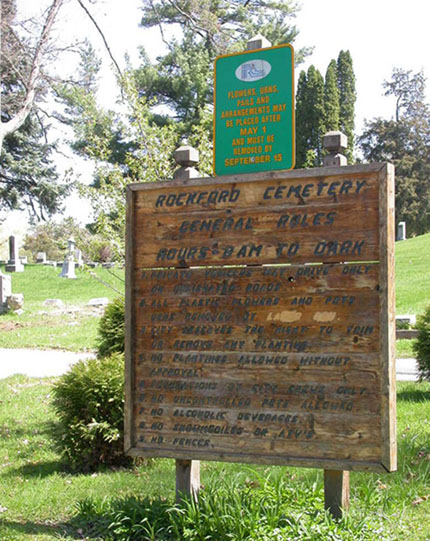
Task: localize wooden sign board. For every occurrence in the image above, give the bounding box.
[125,163,396,473]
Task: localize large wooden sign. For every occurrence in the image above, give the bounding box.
[125,163,396,473]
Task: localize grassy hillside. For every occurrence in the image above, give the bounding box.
[396,233,430,315]
[0,264,124,351]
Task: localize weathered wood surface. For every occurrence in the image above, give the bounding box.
[137,263,379,297]
[133,171,379,267]
[176,459,200,503]
[133,170,377,213]
[135,350,380,373]
[124,164,396,472]
[324,470,350,518]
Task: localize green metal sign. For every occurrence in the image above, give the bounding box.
[213,44,295,176]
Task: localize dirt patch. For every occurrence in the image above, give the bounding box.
[0,321,27,332]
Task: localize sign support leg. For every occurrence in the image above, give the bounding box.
[322,131,350,519]
[176,459,200,503]
[324,469,350,518]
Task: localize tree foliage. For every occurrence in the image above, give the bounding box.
[23,217,113,262]
[295,66,325,168]
[295,51,356,168]
[136,0,311,137]
[60,3,311,257]
[0,113,71,220]
[58,58,180,259]
[0,0,73,220]
[359,69,430,235]
[0,0,64,150]
[337,50,356,162]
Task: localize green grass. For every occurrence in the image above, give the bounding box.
[396,233,430,315]
[0,376,429,540]
[0,264,124,351]
[397,339,416,358]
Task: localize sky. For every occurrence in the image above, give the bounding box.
[40,0,430,133]
[3,0,430,237]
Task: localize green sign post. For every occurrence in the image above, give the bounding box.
[213,44,295,176]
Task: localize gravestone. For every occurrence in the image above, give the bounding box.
[5,236,24,272]
[397,221,406,241]
[0,272,12,313]
[75,249,84,268]
[36,252,47,263]
[59,237,76,279]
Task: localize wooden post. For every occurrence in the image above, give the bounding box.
[322,130,350,518]
[176,459,200,503]
[173,144,201,503]
[324,470,350,518]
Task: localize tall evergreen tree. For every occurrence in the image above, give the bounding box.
[324,60,340,132]
[337,50,356,163]
[295,70,309,168]
[0,113,71,220]
[295,66,325,168]
[295,52,355,168]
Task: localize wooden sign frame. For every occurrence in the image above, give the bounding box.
[125,163,396,473]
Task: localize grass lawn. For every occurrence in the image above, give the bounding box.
[0,376,429,540]
[395,233,430,315]
[0,264,124,351]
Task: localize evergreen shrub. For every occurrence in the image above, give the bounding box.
[52,352,129,471]
[413,305,430,380]
[97,296,125,358]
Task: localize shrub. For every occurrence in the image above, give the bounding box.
[52,352,130,471]
[413,305,430,380]
[97,296,125,358]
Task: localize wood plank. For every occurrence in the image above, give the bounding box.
[134,350,381,373]
[126,445,388,473]
[136,263,380,298]
[134,170,379,214]
[136,202,378,243]
[135,231,379,268]
[128,163,388,194]
[324,470,350,518]
[124,187,136,452]
[378,163,397,472]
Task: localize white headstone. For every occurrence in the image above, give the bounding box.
[397,221,406,241]
[75,248,83,267]
[59,237,76,278]
[5,235,24,272]
[36,252,47,263]
[0,272,12,313]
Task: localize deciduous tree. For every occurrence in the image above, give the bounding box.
[359,69,430,235]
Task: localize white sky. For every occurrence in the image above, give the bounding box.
[295,0,430,131]
[4,0,430,234]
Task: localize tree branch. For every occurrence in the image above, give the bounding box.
[75,0,123,79]
[0,0,64,150]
